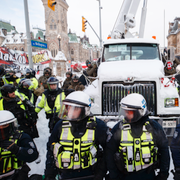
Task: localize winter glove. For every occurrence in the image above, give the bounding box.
[1,140,19,154]
[155,172,169,180]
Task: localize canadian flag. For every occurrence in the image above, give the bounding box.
[167,61,172,70]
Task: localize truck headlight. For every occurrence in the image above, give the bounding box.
[164,98,179,107]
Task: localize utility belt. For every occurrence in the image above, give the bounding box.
[114,148,159,174]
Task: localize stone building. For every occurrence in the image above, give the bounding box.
[167,17,180,56]
[0,0,100,66]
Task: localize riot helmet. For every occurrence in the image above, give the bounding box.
[119,93,147,124]
[0,66,6,77]
[25,68,35,78]
[0,110,18,141]
[47,77,59,91]
[1,84,16,97]
[18,78,32,90]
[58,91,92,121]
[43,67,52,77]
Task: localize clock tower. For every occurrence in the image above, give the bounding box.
[41,0,70,59]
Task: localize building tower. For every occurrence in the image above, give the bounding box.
[41,0,70,59]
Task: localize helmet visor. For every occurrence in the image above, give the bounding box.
[22,79,32,89]
[119,106,143,123]
[0,120,18,141]
[58,103,86,121]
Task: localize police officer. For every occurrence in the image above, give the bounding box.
[0,84,39,139]
[2,69,19,87]
[25,68,38,105]
[0,110,39,180]
[106,93,170,180]
[35,77,66,133]
[15,78,35,104]
[170,124,180,180]
[44,91,108,180]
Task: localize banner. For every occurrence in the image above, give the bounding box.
[0,47,51,65]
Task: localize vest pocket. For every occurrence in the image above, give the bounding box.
[142,147,151,164]
[81,152,89,169]
[58,151,73,169]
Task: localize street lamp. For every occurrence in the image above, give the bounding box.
[57,34,61,51]
[97,0,102,48]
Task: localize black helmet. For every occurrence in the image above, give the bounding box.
[66,71,72,78]
[72,75,79,80]
[0,66,6,77]
[1,84,16,97]
[43,67,52,77]
[18,78,32,89]
[25,68,35,78]
[47,77,59,91]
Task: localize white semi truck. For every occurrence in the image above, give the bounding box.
[84,0,180,138]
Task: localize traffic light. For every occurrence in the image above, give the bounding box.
[48,0,56,11]
[82,16,87,32]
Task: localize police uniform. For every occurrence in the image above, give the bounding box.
[45,117,108,180]
[170,124,180,180]
[0,97,38,139]
[0,131,38,179]
[106,116,170,180]
[35,88,66,132]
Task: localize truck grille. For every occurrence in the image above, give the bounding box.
[102,82,156,116]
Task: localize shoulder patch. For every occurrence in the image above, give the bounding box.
[173,130,178,139]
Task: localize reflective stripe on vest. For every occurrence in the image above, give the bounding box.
[2,76,13,85]
[0,138,23,175]
[0,98,26,111]
[119,121,157,172]
[15,90,34,104]
[53,117,97,170]
[44,92,65,114]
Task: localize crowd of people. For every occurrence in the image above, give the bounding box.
[0,61,179,180]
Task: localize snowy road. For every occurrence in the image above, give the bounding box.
[27,106,175,180]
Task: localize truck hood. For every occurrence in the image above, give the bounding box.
[98,60,165,80]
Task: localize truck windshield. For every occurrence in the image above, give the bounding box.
[102,43,160,62]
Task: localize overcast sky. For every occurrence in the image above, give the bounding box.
[0,0,179,47]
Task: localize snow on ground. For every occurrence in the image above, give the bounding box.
[27,108,175,179]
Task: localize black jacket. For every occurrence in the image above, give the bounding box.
[106,116,170,180]
[170,124,180,168]
[45,117,108,179]
[44,88,63,110]
[0,131,38,163]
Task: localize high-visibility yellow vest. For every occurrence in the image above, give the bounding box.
[2,76,13,85]
[0,98,26,111]
[35,92,65,114]
[15,90,34,104]
[53,117,98,170]
[119,121,158,172]
[0,134,24,176]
